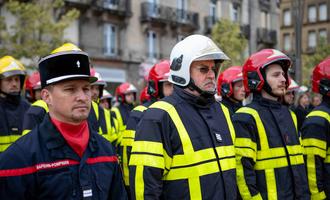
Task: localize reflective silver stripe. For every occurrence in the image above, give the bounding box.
[46,75,89,84]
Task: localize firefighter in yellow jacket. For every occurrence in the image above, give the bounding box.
[0,56,30,153]
[129,34,237,199]
[301,57,330,199]
[233,49,310,199]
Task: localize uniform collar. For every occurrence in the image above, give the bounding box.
[221,97,242,113]
[253,93,282,108]
[174,86,215,108]
[120,102,134,110]
[40,114,98,159]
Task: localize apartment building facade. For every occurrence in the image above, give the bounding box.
[0,0,280,94]
[280,0,329,54]
[217,0,280,55]
[280,0,329,83]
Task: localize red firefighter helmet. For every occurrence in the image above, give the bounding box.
[312,57,330,96]
[26,71,41,91]
[140,86,151,104]
[147,60,170,98]
[217,66,243,97]
[25,71,41,101]
[115,82,137,102]
[242,49,291,96]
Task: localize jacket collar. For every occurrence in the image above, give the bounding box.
[173,86,215,108]
[221,97,242,112]
[40,114,98,159]
[253,93,282,109]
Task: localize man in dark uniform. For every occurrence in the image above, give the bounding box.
[129,34,237,199]
[233,49,309,199]
[0,55,30,153]
[0,44,127,199]
[302,57,330,199]
[121,60,173,196]
[22,44,117,144]
[111,82,137,147]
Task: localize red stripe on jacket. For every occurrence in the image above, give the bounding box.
[0,156,118,177]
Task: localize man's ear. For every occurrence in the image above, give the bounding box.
[41,88,51,106]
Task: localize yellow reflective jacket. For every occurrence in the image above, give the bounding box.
[302,101,330,200]
[129,89,236,199]
[233,96,309,200]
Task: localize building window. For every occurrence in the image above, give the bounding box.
[283,34,291,51]
[103,0,118,9]
[308,5,317,22]
[147,0,159,17]
[319,3,327,21]
[308,31,316,48]
[283,9,291,26]
[260,11,270,29]
[210,1,217,20]
[147,31,158,59]
[231,3,241,22]
[104,24,117,56]
[177,0,187,21]
[319,29,327,40]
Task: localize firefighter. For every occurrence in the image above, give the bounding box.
[22,43,117,144]
[129,34,237,199]
[89,68,118,144]
[233,49,309,199]
[25,71,42,103]
[121,60,173,196]
[100,89,113,110]
[0,43,127,199]
[0,55,30,153]
[283,77,299,107]
[217,66,245,115]
[111,82,137,147]
[90,68,106,103]
[301,57,330,199]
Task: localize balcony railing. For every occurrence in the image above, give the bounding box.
[140,2,199,30]
[259,0,270,11]
[257,28,277,45]
[65,0,92,9]
[171,8,199,28]
[81,44,123,60]
[95,0,132,17]
[140,2,169,24]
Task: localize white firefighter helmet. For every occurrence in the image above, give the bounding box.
[168,34,230,87]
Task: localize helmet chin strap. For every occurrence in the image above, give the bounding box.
[260,67,281,99]
[188,79,216,98]
[263,81,280,99]
[0,90,21,105]
[228,96,240,103]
